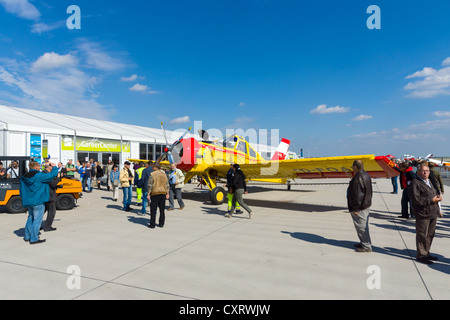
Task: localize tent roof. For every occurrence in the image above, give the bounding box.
[0,105,175,144]
[0,105,282,155]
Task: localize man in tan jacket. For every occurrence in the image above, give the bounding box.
[147,162,169,228]
[119,161,134,211]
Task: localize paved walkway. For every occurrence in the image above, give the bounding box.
[0,178,449,300]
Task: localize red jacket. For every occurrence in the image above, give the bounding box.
[398,167,416,189]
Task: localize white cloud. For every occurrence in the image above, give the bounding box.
[238,102,245,107]
[78,40,127,72]
[404,58,450,98]
[121,74,138,82]
[129,83,160,94]
[433,111,450,117]
[170,116,190,124]
[31,20,65,34]
[310,104,350,114]
[0,0,66,34]
[352,128,439,144]
[351,118,450,145]
[31,52,77,72]
[129,83,148,92]
[0,52,113,118]
[0,0,41,20]
[405,67,437,79]
[353,114,373,121]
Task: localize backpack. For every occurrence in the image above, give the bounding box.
[135,167,145,188]
[136,177,144,188]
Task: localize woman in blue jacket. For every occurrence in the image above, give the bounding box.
[109,165,120,202]
[20,161,59,244]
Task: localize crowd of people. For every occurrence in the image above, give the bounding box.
[347,158,445,265]
[13,154,445,265]
[16,158,195,244]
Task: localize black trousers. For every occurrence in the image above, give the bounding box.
[150,194,166,227]
[401,188,412,217]
[44,201,56,230]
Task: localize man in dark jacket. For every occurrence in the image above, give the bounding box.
[140,161,154,216]
[394,162,417,219]
[20,161,59,244]
[226,163,241,214]
[43,164,61,232]
[347,160,373,252]
[225,164,253,219]
[408,165,443,265]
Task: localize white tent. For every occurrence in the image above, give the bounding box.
[0,104,290,162]
[0,104,172,143]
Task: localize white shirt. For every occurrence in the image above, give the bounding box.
[7,167,19,178]
[418,176,432,188]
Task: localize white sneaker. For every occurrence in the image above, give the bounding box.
[225,213,232,218]
[249,212,253,219]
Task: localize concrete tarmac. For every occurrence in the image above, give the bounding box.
[0,178,449,300]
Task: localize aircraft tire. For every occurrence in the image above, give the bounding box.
[210,187,226,205]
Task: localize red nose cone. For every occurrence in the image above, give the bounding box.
[176,138,199,172]
[164,147,169,153]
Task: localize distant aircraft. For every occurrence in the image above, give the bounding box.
[417,154,450,170]
[397,153,450,170]
[129,123,399,204]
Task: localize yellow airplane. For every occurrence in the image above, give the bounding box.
[129,124,398,205]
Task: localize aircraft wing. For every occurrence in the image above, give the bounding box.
[193,154,398,180]
[126,159,172,170]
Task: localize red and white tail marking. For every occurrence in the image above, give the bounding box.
[271,138,291,160]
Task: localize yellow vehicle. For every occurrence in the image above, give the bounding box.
[0,157,82,214]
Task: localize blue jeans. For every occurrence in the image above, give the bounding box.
[391,176,398,193]
[84,177,92,192]
[24,204,45,243]
[141,191,148,214]
[122,186,132,209]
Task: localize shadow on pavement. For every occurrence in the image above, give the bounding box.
[281,231,450,275]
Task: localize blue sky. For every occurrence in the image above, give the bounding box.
[0,0,450,158]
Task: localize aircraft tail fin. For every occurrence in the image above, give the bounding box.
[271,138,291,161]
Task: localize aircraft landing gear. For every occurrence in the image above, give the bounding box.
[201,171,226,205]
[210,186,226,205]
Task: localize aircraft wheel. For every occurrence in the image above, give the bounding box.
[210,187,226,205]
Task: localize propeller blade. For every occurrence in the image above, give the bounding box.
[156,124,192,165]
[161,122,170,147]
[170,127,191,150]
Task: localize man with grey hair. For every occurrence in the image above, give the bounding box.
[347,160,373,252]
[408,165,443,265]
